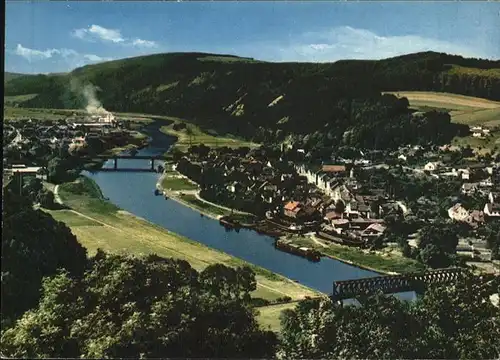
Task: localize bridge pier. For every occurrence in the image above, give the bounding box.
[150,158,155,171]
[113,157,118,170]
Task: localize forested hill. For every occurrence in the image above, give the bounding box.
[4,72,32,83]
[4,51,499,148]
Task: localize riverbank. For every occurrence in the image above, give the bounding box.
[283,235,426,275]
[156,167,424,274]
[50,176,321,306]
[156,168,256,220]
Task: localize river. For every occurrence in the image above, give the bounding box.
[84,120,415,300]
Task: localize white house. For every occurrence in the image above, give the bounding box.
[424,162,440,172]
[295,165,317,184]
[489,191,500,204]
[484,203,500,217]
[448,203,469,222]
[227,181,242,193]
[461,183,479,195]
[71,136,86,145]
[472,132,484,138]
[331,184,353,204]
[479,178,493,187]
[398,154,408,162]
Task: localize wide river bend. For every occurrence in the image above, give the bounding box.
[83,120,415,299]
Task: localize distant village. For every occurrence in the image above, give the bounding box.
[3,112,144,167]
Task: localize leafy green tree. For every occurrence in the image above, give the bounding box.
[38,189,56,209]
[1,252,277,359]
[279,272,499,359]
[1,190,88,329]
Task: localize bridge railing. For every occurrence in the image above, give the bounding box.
[332,268,464,301]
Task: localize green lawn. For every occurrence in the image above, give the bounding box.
[256,302,298,332]
[47,209,103,227]
[161,176,198,191]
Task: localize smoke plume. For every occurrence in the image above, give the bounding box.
[70,78,110,116]
[82,83,109,115]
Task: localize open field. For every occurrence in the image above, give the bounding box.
[385,91,500,111]
[256,302,300,332]
[450,107,500,127]
[4,94,38,106]
[3,106,77,120]
[384,91,500,128]
[3,106,156,124]
[53,178,321,305]
[160,117,259,152]
[388,91,500,154]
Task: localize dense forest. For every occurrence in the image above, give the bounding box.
[4,51,498,149]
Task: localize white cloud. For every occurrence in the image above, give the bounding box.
[14,44,59,61]
[13,43,113,68]
[242,26,488,62]
[72,24,158,49]
[83,54,112,62]
[72,24,124,43]
[131,38,158,48]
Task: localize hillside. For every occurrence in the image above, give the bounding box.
[4,72,31,83]
[4,51,499,150]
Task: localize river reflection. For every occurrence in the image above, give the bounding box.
[83,121,416,301]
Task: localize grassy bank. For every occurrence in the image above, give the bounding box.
[161,175,199,191]
[53,177,321,306]
[178,193,231,217]
[288,235,425,274]
[321,244,426,274]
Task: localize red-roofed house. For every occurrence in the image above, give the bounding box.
[284,201,302,218]
[322,165,347,174]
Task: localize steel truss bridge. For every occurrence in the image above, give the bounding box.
[331,268,464,301]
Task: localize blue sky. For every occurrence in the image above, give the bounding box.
[5,1,500,74]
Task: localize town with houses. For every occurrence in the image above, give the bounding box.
[3,112,146,174]
[172,138,500,266]
[3,111,500,270]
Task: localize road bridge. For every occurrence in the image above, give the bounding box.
[331,268,464,302]
[87,154,165,171]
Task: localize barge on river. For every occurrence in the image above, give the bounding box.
[275,238,321,262]
[219,216,242,230]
